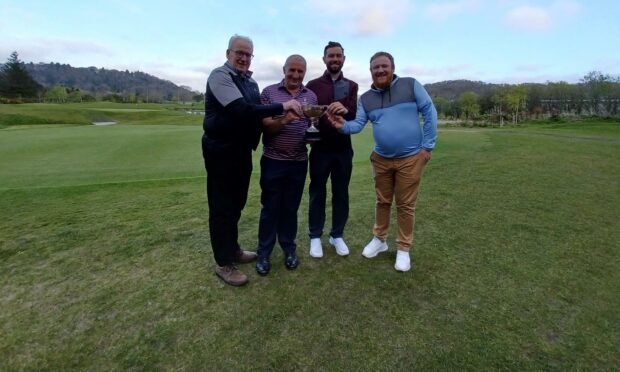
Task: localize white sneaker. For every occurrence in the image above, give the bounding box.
[309,238,323,258]
[362,237,388,258]
[329,236,350,256]
[394,250,411,272]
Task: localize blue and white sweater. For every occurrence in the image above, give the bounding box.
[340,75,437,158]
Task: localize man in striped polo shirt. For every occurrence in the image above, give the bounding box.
[255,55,318,276]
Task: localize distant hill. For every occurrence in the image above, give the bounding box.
[24,62,196,102]
[18,62,562,103]
[424,79,502,100]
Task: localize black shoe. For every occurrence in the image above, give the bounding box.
[284,253,299,270]
[255,257,271,276]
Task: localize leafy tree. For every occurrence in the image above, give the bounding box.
[44,85,68,103]
[102,93,123,103]
[545,81,573,115]
[525,84,544,117]
[126,92,137,103]
[67,89,84,103]
[581,70,618,116]
[476,90,496,117]
[192,93,205,103]
[82,93,96,102]
[491,87,508,125]
[505,85,528,124]
[458,91,480,122]
[0,51,42,100]
[432,96,450,119]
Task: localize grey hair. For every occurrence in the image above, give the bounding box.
[284,54,306,69]
[228,34,253,50]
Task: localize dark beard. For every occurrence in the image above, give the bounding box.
[327,64,342,74]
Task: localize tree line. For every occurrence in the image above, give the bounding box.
[0,52,203,104]
[427,72,620,124]
[2,51,619,123]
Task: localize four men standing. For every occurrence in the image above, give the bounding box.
[202,36,437,286]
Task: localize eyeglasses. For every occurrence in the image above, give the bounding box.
[231,50,254,60]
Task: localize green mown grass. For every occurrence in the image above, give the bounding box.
[0,115,618,370]
[0,102,202,128]
[0,124,203,189]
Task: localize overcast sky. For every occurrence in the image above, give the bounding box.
[1,0,619,92]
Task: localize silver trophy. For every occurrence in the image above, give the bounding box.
[302,104,327,143]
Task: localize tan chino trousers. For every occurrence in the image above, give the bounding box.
[370,151,427,251]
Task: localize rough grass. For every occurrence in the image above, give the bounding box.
[1,117,619,370]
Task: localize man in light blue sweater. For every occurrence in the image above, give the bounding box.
[326,51,437,272]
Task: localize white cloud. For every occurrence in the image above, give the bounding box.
[505,6,552,31]
[140,65,205,92]
[356,8,393,35]
[250,55,327,90]
[263,6,279,17]
[37,39,113,56]
[424,0,482,21]
[1,38,113,64]
[504,0,582,32]
[0,3,35,20]
[305,0,411,36]
[551,0,581,19]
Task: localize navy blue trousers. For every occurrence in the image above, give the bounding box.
[257,156,307,259]
[308,148,353,239]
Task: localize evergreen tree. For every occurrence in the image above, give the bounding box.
[0,51,42,100]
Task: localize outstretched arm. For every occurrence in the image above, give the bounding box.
[324,99,369,135]
[324,111,345,129]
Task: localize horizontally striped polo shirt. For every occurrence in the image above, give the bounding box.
[260,81,317,161]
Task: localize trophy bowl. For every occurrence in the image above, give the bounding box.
[303,105,327,118]
[302,104,327,143]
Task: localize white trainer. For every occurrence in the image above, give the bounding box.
[329,236,350,256]
[309,238,323,258]
[362,237,388,258]
[394,250,411,272]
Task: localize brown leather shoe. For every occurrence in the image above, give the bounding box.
[215,265,248,286]
[234,250,258,264]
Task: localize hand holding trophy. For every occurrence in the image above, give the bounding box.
[302,99,327,143]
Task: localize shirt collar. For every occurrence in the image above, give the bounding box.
[277,79,307,92]
[323,70,344,81]
[224,61,253,78]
